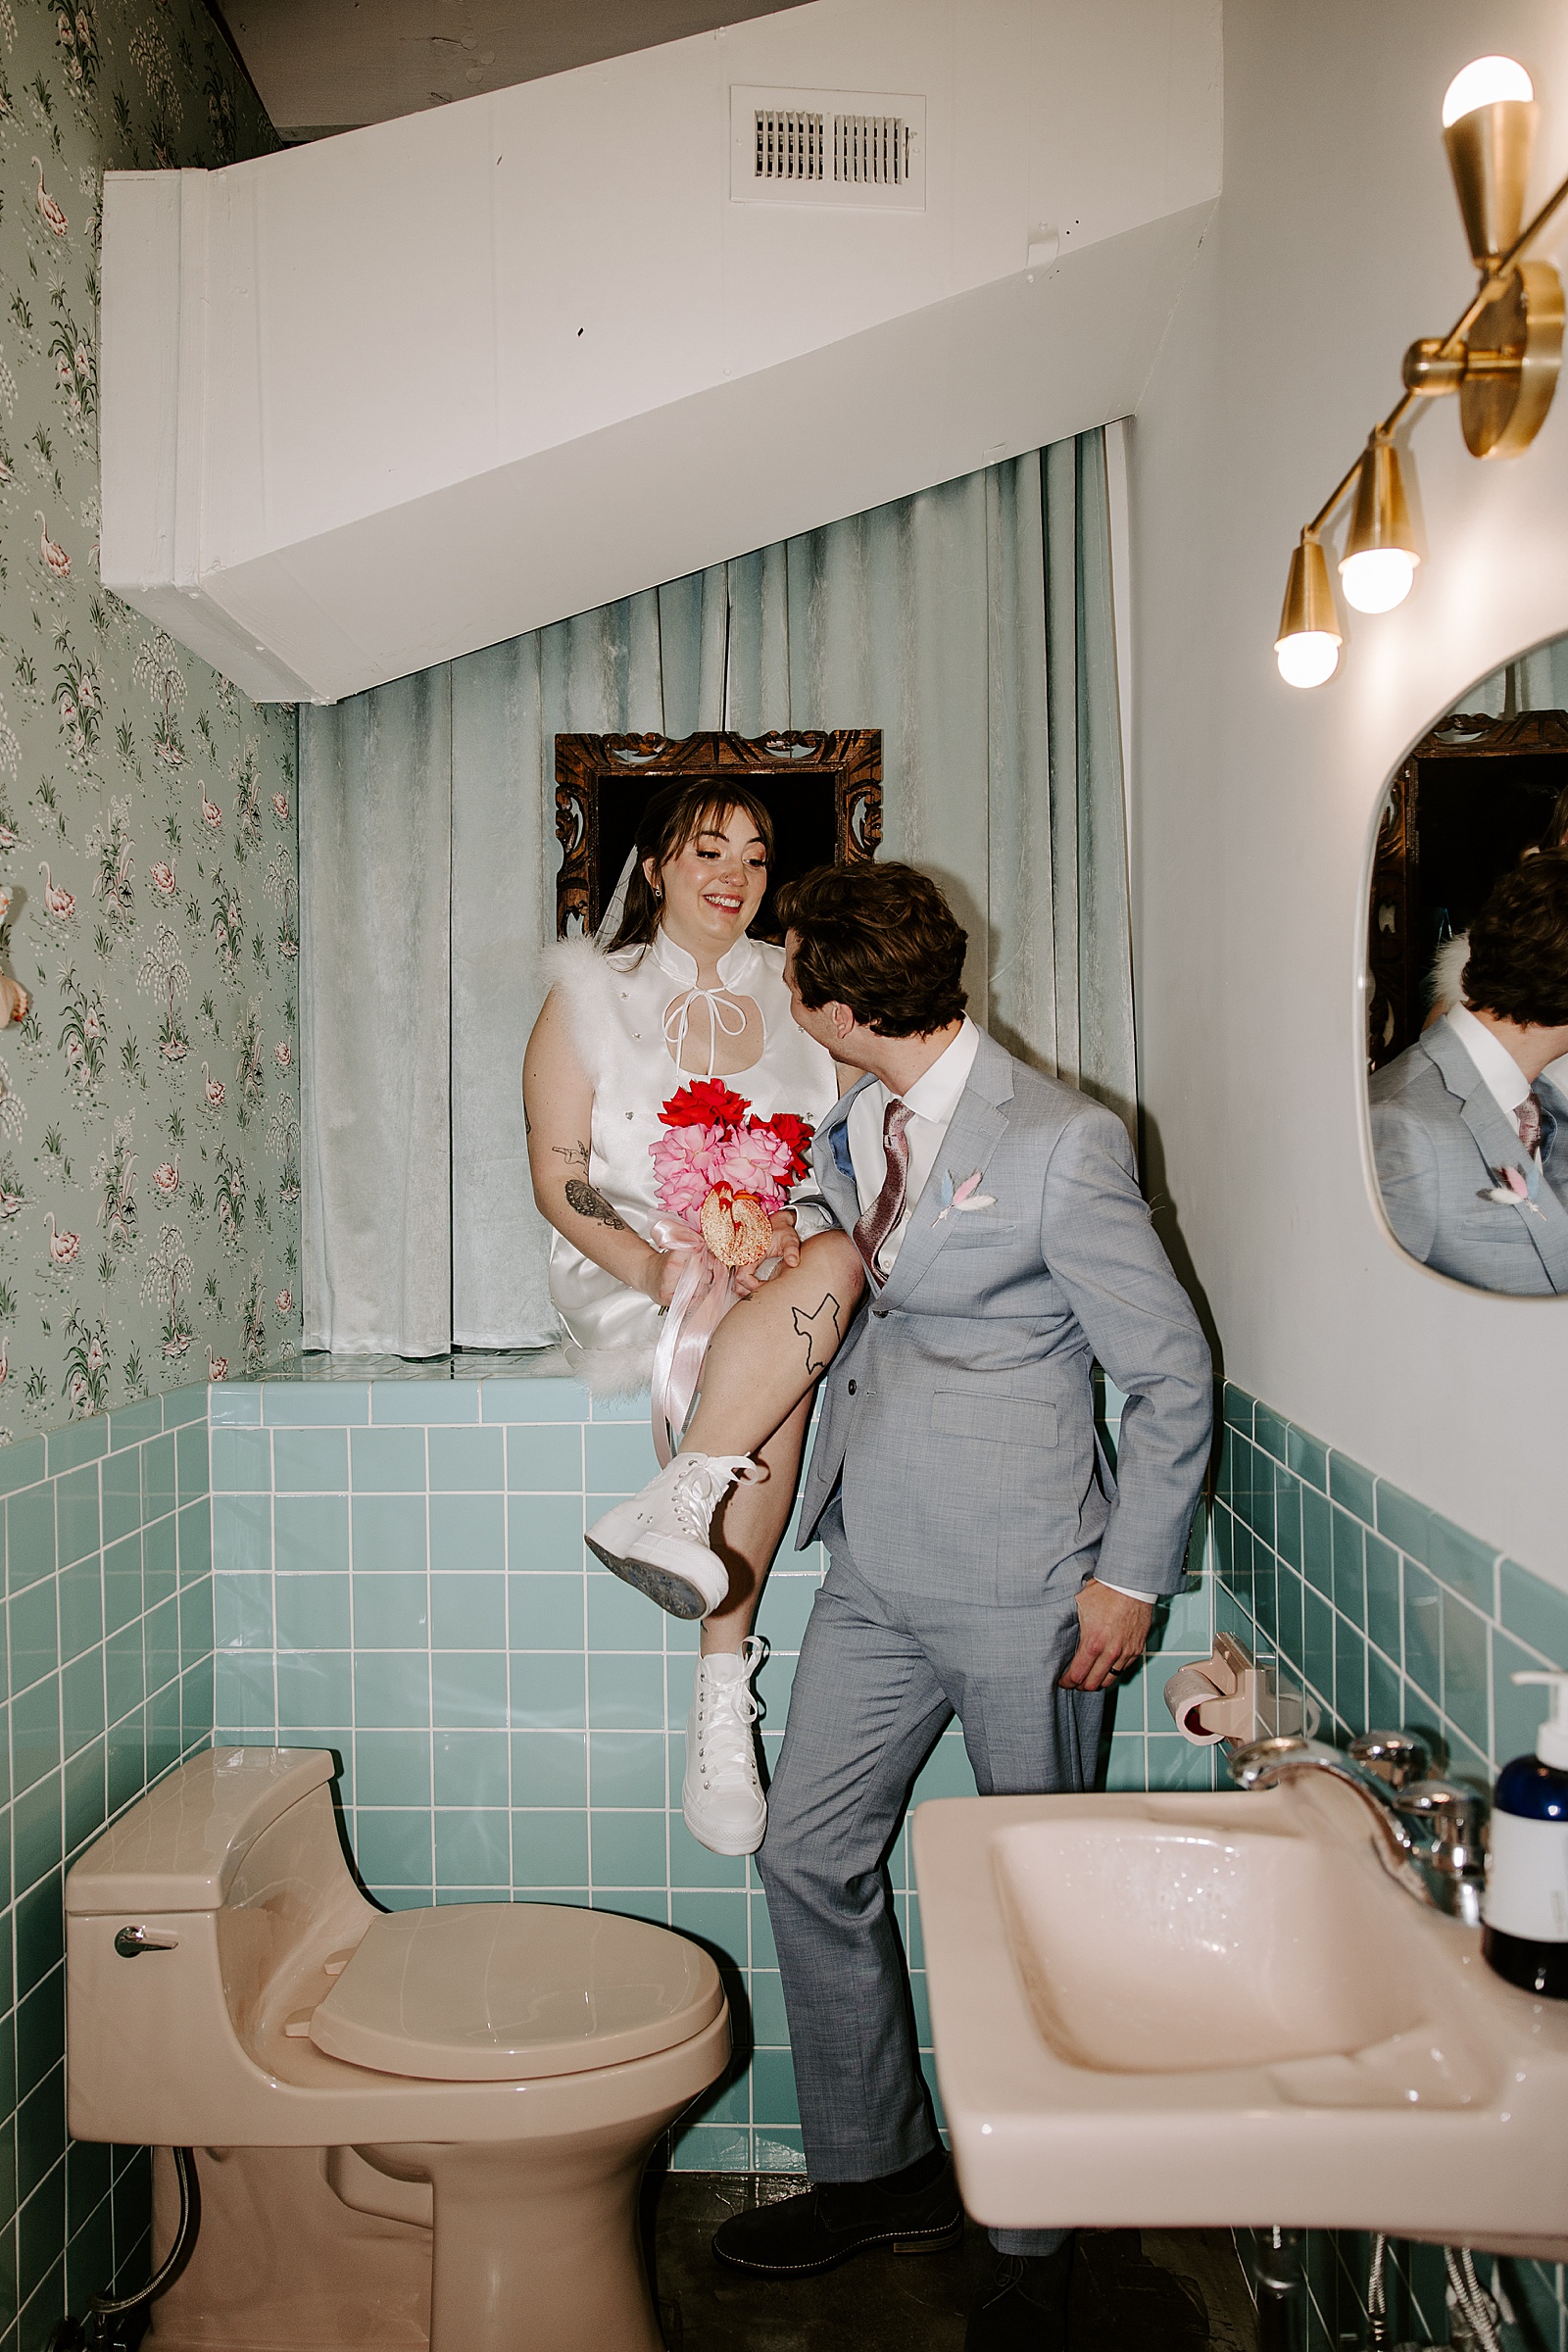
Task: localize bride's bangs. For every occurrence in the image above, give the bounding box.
[665,788,774,870]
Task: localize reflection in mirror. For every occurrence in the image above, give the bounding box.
[1366,643,1568,1296]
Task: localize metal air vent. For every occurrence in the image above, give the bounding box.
[731,85,926,212]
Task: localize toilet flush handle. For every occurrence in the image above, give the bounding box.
[114,1924,179,1957]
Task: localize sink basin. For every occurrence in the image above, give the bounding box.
[912,1780,1568,2253]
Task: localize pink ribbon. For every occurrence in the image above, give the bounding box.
[648,1215,740,1468]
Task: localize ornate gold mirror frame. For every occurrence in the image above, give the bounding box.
[554,730,882,941]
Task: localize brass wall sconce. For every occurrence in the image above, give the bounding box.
[1276,56,1568,687]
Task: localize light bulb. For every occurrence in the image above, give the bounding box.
[1340,548,1416,614]
[1442,56,1533,128]
[1275,632,1340,690]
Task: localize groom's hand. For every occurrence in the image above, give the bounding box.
[733,1209,801,1298]
[1059,1581,1153,1691]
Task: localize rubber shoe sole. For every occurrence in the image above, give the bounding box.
[711,2208,963,2277]
[585,1538,710,1620]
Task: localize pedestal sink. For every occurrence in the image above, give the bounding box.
[911,1777,1568,2255]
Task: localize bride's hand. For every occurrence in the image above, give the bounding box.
[733,1209,800,1298]
[639,1248,682,1309]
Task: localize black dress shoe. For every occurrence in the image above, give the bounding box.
[710,2158,963,2277]
[965,2242,1074,2350]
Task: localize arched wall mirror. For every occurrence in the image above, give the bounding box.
[1365,637,1568,1298]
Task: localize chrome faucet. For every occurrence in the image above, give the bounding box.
[1228,1731,1488,1922]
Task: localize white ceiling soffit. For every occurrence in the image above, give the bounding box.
[100,0,1221,706]
[218,0,813,139]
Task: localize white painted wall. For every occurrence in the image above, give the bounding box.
[1128,0,1568,1583]
[100,0,1220,703]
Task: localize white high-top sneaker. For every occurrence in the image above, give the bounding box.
[683,1639,767,1855]
[585,1452,763,1620]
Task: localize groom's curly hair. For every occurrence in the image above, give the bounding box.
[1464,848,1568,1028]
[776,862,968,1037]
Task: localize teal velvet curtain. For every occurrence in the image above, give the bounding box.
[300,429,1134,1356]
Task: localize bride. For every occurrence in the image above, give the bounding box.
[523,780,863,1854]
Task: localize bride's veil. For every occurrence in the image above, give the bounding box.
[594,847,640,947]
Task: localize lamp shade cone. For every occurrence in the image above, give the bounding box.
[1275,533,1341,648]
[1444,99,1537,263]
[1340,438,1419,612]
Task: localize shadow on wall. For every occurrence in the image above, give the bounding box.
[1139,1109,1223,1376]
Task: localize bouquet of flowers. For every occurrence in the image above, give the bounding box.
[646,1080,815,1461]
[651,1079,814,1267]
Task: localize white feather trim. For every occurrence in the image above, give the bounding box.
[1427,930,1470,1016]
[557,1330,656,1401]
[536,936,646,1094]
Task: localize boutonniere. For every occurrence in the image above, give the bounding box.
[933,1168,997,1224]
[1482,1161,1544,1215]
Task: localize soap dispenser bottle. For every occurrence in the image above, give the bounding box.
[1483,1670,1568,1998]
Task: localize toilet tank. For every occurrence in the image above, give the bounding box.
[65,1747,374,2145]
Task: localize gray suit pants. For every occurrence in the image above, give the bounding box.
[757,1508,1103,2257]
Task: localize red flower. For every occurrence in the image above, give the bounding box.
[754,1109,814,1184]
[660,1079,753,1132]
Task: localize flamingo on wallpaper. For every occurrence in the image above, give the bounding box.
[38,863,74,918]
[31,160,67,237]
[201,788,221,829]
[201,1062,225,1107]
[35,513,69,579]
[0,1337,9,1388]
[45,1213,79,1264]
[207,1347,228,1382]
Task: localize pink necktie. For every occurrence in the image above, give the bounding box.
[853,1100,912,1287]
[1517,1092,1544,1156]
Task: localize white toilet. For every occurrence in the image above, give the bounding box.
[64,1747,730,2352]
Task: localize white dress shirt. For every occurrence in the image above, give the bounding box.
[844,1016,1152,1603]
[846,1018,981,1275]
[1446,1004,1535,1133]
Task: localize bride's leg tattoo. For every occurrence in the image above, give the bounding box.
[791,1294,843,1379]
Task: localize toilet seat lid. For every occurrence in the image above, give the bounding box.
[308,1903,724,2082]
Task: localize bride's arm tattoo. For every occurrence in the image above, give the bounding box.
[791,1293,843,1378]
[554,1141,627,1234]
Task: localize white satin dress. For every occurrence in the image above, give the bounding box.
[541,928,839,1396]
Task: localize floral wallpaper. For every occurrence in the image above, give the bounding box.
[0,0,300,1436]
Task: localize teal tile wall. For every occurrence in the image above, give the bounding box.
[0,1384,214,2352]
[19,1356,1564,2349]
[1213,1383,1567,2352]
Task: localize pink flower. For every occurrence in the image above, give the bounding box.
[150,862,176,895]
[275,1288,293,1314]
[713,1121,793,1209]
[153,1162,178,1196]
[274,1041,291,1069]
[272,793,289,821]
[650,1125,723,1223]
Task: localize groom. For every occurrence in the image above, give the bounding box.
[711,862,1212,2348]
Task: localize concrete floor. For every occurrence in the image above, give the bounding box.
[646,2174,1260,2352]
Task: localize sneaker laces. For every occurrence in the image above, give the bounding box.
[696,1638,764,1785]
[669,1453,761,1545]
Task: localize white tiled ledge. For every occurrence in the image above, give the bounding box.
[206,1348,655,1429]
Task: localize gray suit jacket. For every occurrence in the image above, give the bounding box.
[797,1028,1213,1603]
[1369,1018,1568,1297]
